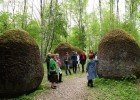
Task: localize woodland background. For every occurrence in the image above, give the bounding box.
[0,0,140,62]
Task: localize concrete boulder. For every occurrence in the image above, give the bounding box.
[0,29,44,97]
[97,29,140,79]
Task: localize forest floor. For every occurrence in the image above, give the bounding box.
[35,72,89,100]
[33,68,140,100]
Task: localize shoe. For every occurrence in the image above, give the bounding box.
[59,81,63,83]
[51,86,56,89]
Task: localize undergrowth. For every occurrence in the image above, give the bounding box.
[86,77,140,100]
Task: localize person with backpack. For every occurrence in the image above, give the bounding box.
[80,51,86,73]
[49,55,58,89]
[86,53,97,87]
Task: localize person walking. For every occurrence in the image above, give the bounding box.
[80,51,86,73]
[64,52,71,75]
[55,53,63,83]
[86,53,97,87]
[71,51,77,73]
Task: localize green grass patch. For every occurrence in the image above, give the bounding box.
[86,77,140,100]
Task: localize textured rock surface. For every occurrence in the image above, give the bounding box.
[54,43,82,68]
[97,29,140,79]
[0,29,44,97]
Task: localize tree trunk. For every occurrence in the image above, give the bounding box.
[116,0,119,26]
[40,0,45,62]
[47,0,58,53]
[43,0,53,57]
[22,0,27,30]
[110,0,114,29]
[99,0,102,39]
[12,0,16,28]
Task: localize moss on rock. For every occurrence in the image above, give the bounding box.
[97,29,140,79]
[0,29,44,98]
[54,43,82,68]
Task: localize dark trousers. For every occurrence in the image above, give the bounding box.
[88,80,93,87]
[65,64,71,75]
[73,63,77,73]
[82,64,85,72]
[59,73,62,82]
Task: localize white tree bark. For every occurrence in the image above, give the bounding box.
[99,0,102,39]
[116,0,119,26]
[47,0,58,53]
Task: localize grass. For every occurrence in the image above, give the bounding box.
[85,77,140,100]
[1,64,140,100]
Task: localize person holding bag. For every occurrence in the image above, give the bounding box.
[55,53,63,83]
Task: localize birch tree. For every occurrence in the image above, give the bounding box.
[116,0,119,26]
[110,0,114,28]
[22,0,27,30]
[99,0,102,39]
[47,0,58,53]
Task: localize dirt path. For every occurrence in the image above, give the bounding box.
[35,74,87,100]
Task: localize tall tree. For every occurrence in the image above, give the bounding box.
[99,0,102,39]
[110,0,114,28]
[22,0,27,29]
[47,0,58,52]
[43,0,53,59]
[116,0,119,26]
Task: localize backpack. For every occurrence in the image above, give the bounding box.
[81,54,85,60]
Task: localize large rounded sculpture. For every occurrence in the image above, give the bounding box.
[54,43,82,68]
[97,29,140,79]
[0,29,44,97]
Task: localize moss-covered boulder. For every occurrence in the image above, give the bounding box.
[97,29,140,79]
[0,29,44,97]
[54,43,82,68]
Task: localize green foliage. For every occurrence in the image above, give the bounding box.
[122,74,137,83]
[86,77,140,100]
[85,13,100,51]
[26,20,40,45]
[0,12,12,33]
[69,26,86,50]
[121,21,140,44]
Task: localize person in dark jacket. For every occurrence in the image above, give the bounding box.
[71,51,77,73]
[64,52,71,75]
[46,53,51,81]
[80,51,86,72]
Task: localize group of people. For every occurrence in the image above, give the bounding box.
[64,51,87,75]
[46,53,63,89]
[46,50,98,89]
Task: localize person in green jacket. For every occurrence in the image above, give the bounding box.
[49,55,58,89]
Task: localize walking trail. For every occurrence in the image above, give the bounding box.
[36,74,87,100]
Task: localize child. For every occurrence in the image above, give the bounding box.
[86,53,96,87]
